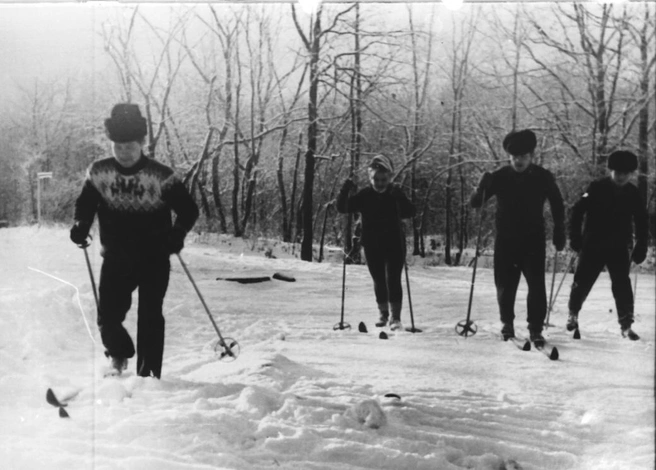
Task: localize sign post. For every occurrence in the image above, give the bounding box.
[37,172,53,225]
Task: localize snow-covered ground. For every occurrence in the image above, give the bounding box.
[1,226,653,470]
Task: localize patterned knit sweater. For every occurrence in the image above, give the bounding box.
[74,155,199,258]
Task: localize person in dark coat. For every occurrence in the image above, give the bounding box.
[337,155,415,330]
[70,103,199,378]
[470,129,566,345]
[566,150,648,340]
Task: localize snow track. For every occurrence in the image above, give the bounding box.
[0,227,653,469]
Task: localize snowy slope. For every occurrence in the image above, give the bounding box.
[0,226,653,470]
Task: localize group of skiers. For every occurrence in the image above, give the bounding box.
[70,103,650,378]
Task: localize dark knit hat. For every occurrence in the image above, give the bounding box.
[607,150,638,172]
[368,154,394,173]
[104,103,148,143]
[502,129,537,156]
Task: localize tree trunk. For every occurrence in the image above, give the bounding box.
[444,167,453,265]
[211,152,227,233]
[300,10,322,261]
[289,133,303,242]
[637,4,649,204]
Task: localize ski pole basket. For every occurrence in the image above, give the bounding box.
[177,254,240,361]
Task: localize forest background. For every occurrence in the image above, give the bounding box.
[0,1,654,265]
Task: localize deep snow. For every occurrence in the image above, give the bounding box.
[0,226,653,470]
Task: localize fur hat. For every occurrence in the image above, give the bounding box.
[502,129,537,156]
[607,150,638,172]
[368,154,394,173]
[104,103,148,143]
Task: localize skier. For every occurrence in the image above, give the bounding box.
[337,155,415,330]
[566,150,649,340]
[69,103,199,378]
[470,129,566,346]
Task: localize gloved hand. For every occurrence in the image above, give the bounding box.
[632,242,647,265]
[166,226,186,255]
[570,237,582,253]
[70,222,90,247]
[340,178,356,194]
[553,229,566,252]
[478,172,493,193]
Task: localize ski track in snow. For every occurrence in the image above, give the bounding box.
[0,226,653,470]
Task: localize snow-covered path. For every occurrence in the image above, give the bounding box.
[1,226,653,470]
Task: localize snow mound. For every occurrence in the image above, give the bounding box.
[345,398,387,429]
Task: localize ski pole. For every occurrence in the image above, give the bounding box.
[83,247,99,310]
[395,198,421,333]
[456,188,486,337]
[546,253,577,326]
[176,254,240,361]
[545,251,559,329]
[403,259,421,333]
[632,263,638,301]
[334,183,353,331]
[333,247,352,331]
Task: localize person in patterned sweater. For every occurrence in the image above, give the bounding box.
[470,129,566,346]
[566,150,649,340]
[70,103,199,378]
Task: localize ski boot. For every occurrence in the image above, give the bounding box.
[389,319,403,331]
[501,322,515,341]
[529,329,545,348]
[566,312,579,332]
[107,356,128,377]
[389,303,402,331]
[375,315,389,328]
[621,327,640,341]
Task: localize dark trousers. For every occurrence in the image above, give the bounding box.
[363,243,405,306]
[98,255,170,378]
[568,243,633,325]
[494,238,547,331]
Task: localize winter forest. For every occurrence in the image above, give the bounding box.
[0,1,654,263]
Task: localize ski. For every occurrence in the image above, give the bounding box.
[573,328,581,340]
[505,336,531,351]
[533,341,559,360]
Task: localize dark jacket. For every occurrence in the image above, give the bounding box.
[569,177,648,249]
[470,164,565,243]
[337,184,415,249]
[74,155,199,258]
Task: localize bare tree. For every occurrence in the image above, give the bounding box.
[523,3,633,166]
[441,8,479,265]
[292,3,356,261]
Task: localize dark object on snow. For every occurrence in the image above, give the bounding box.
[379,331,388,340]
[358,322,368,333]
[502,129,536,156]
[384,393,401,399]
[272,272,296,282]
[533,339,559,360]
[46,388,70,419]
[607,150,638,172]
[216,276,271,284]
[104,103,148,143]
